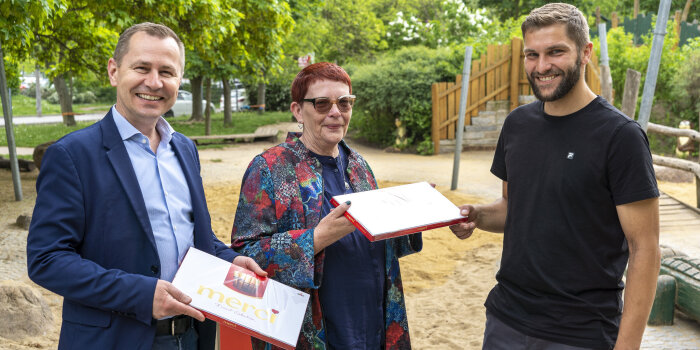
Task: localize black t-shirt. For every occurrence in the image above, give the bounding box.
[486,96,659,349]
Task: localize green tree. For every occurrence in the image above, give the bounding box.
[0,0,60,96]
[32,1,117,126]
[317,0,387,64]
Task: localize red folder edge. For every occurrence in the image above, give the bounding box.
[201,309,298,350]
[330,198,469,242]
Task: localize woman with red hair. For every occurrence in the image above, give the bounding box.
[232,62,422,349]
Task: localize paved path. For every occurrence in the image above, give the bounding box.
[659,193,700,257]
[0,146,34,156]
[0,113,104,126]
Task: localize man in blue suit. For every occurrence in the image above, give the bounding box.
[27,23,265,350]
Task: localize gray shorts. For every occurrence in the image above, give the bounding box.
[482,310,600,350]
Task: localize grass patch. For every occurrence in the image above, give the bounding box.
[2,95,112,116]
[0,110,292,148]
[0,154,33,160]
[168,111,292,136]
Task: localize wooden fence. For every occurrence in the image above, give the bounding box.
[648,122,700,209]
[431,37,601,154]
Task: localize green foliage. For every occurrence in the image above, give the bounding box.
[348,45,461,147]
[672,37,700,122]
[72,71,115,103]
[386,0,508,50]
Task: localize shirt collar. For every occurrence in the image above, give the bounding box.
[111,105,175,144]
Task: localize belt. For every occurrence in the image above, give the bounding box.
[155,315,192,336]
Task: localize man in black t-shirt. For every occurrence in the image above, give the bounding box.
[450,3,660,349]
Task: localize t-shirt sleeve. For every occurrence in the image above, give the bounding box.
[607,121,659,205]
[491,122,507,182]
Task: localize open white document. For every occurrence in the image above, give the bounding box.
[330,181,468,241]
[172,248,309,349]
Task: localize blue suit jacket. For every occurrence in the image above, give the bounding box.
[27,110,238,349]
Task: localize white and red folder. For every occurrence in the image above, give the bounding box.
[330,181,469,241]
[172,248,310,349]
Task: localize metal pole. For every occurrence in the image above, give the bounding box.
[0,41,23,201]
[598,23,614,103]
[35,65,42,117]
[638,0,672,131]
[598,23,609,66]
[451,46,473,190]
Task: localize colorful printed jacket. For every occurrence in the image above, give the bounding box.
[232,133,422,350]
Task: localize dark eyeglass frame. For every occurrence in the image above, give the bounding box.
[302,94,356,113]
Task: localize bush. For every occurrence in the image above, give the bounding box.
[348,45,462,150]
[73,91,97,104]
[46,91,60,104]
[72,72,114,103]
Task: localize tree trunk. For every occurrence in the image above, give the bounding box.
[190,75,204,121]
[257,82,266,115]
[682,0,693,21]
[204,77,212,136]
[222,78,232,127]
[54,74,75,126]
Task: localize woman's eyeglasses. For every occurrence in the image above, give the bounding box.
[302,95,356,113]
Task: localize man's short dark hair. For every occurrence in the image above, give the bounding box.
[113,22,185,73]
[521,3,590,52]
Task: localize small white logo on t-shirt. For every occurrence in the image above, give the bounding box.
[567,152,575,159]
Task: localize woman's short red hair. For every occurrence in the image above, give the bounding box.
[291,62,352,103]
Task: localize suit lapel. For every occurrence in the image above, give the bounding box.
[101,111,158,252]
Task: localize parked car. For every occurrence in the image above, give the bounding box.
[219,80,247,112]
[165,90,214,117]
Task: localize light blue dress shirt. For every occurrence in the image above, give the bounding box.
[112,106,195,282]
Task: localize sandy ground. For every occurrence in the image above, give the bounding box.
[0,136,696,349]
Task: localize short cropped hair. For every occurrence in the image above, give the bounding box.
[291,62,352,103]
[522,3,590,51]
[113,22,185,73]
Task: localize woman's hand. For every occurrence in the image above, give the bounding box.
[313,201,357,254]
[233,255,268,277]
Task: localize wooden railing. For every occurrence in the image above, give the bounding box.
[648,122,700,209]
[431,37,601,153]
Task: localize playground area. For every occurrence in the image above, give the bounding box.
[0,135,699,349]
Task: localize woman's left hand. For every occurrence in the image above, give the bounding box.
[233,255,268,277]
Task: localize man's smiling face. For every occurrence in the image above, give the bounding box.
[523,23,583,102]
[108,31,182,124]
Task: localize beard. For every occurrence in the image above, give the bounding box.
[527,54,582,102]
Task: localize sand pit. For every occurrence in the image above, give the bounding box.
[205,178,503,349]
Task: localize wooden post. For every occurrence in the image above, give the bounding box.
[595,7,601,26]
[612,12,619,28]
[682,0,692,21]
[675,10,682,49]
[431,83,440,154]
[621,69,642,118]
[509,38,521,111]
[634,0,640,18]
[695,175,700,209]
